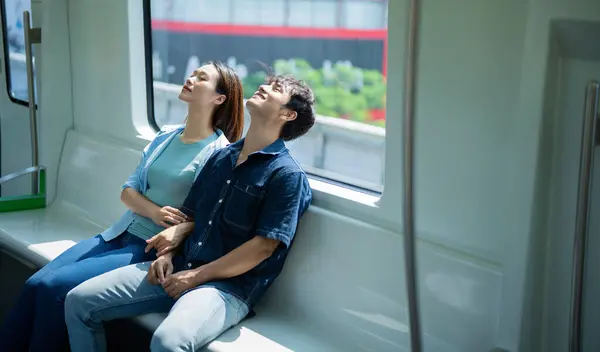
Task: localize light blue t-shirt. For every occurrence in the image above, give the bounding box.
[127,131,218,240]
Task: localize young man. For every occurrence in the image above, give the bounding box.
[64,75,316,352]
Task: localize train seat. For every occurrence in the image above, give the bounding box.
[0,129,345,351]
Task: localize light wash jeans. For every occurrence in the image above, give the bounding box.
[64,261,249,352]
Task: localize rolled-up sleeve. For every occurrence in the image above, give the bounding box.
[254,172,312,248]
[122,151,147,192]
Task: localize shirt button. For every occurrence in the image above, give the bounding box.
[208,220,212,225]
[226,180,231,184]
[187,263,192,268]
[218,199,223,203]
[198,241,203,246]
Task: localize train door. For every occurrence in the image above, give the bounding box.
[0,0,38,197]
[567,78,600,352]
[539,24,600,351]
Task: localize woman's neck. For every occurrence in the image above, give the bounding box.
[181,108,215,143]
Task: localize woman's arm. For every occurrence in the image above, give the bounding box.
[121,188,187,227]
[145,221,195,256]
[121,187,160,219]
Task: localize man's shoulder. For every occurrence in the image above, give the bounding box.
[274,150,306,175]
[268,152,310,188]
[266,154,312,212]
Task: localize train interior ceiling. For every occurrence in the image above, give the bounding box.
[0,0,599,351]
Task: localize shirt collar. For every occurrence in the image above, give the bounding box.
[229,138,287,156]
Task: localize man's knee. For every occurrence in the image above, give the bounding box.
[150,325,196,352]
[64,284,93,324]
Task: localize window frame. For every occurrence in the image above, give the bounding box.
[141,0,386,195]
[142,0,159,131]
[0,0,29,106]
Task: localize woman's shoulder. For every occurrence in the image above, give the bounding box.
[195,132,231,165]
[142,124,184,154]
[211,129,231,148]
[151,124,184,142]
[158,124,185,135]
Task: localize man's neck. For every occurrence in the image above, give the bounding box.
[241,120,280,156]
[236,119,280,166]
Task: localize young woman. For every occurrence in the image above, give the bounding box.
[0,61,245,352]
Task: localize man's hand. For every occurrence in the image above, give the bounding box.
[150,206,187,228]
[145,222,194,256]
[147,253,174,285]
[162,270,202,299]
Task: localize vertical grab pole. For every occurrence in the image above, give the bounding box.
[23,10,41,194]
[569,80,600,352]
[403,0,423,351]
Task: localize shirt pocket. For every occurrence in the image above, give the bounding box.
[223,181,265,232]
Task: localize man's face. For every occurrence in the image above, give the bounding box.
[246,80,293,123]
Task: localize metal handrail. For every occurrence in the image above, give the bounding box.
[569,80,600,352]
[0,165,45,186]
[402,0,423,351]
[23,10,41,194]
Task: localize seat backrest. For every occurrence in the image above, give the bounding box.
[256,206,502,351]
[55,130,142,228]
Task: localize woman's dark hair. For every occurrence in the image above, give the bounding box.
[209,61,244,142]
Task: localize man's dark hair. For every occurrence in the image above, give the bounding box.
[267,75,316,141]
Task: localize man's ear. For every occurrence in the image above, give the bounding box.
[282,109,297,122]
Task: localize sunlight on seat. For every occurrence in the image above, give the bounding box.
[207,326,294,352]
[28,240,77,260]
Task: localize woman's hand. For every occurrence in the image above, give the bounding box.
[148,252,174,285]
[151,206,187,228]
[145,222,194,257]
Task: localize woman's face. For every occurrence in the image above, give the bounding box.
[178,64,223,106]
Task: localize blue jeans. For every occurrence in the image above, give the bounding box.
[0,232,155,352]
[65,261,249,352]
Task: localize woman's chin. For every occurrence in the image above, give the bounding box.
[178,92,192,103]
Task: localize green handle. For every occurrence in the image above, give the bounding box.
[0,169,46,212]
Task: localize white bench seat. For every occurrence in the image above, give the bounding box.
[0,207,343,352]
[135,312,347,352]
[0,203,101,267]
[0,130,346,351]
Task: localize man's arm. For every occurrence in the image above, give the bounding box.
[161,238,277,299]
[192,236,279,283]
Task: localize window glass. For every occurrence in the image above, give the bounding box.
[148,0,387,191]
[2,0,34,104]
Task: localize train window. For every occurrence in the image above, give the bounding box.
[146,0,387,192]
[1,0,34,104]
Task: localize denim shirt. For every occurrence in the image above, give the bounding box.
[178,138,312,309]
[100,125,230,241]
